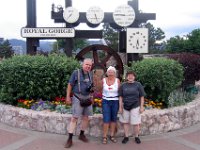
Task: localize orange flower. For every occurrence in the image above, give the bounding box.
[23,101,28,105]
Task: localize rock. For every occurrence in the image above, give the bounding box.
[0,94,200,136]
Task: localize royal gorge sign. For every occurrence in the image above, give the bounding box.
[21,27,75,38]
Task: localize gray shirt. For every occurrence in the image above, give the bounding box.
[68,69,93,95]
[119,81,145,108]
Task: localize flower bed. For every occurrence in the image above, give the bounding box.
[16,93,103,114]
[16,92,168,114]
[17,97,72,114]
[16,88,197,115]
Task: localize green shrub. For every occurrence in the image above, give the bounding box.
[0,54,80,105]
[129,58,184,107]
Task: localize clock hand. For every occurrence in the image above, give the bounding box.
[114,14,125,16]
[94,14,98,21]
[136,39,139,47]
[66,13,73,20]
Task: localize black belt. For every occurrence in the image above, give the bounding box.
[103,96,119,98]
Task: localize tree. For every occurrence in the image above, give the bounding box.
[166,36,186,53]
[141,22,165,52]
[0,40,14,58]
[102,23,119,51]
[51,40,65,54]
[186,29,200,54]
[51,39,89,54]
[166,28,200,54]
[73,38,89,50]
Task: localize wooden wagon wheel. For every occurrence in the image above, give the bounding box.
[75,44,124,79]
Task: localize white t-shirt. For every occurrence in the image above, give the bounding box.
[102,78,119,100]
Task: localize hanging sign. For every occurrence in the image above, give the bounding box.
[21,27,75,38]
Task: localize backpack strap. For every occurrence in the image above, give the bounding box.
[77,69,93,94]
[77,69,81,93]
[88,71,92,84]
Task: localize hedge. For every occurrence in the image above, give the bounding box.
[0,54,80,105]
[129,58,184,106]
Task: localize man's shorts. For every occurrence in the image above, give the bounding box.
[72,96,93,118]
[119,107,141,125]
[102,99,119,123]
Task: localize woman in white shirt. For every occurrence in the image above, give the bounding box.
[101,66,120,144]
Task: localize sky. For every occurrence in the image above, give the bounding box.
[0,0,200,41]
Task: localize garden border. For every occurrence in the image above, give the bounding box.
[0,94,200,137]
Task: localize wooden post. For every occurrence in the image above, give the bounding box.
[64,0,73,57]
[26,0,39,55]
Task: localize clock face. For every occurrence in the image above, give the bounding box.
[63,7,79,23]
[113,5,135,27]
[126,28,148,53]
[86,6,104,24]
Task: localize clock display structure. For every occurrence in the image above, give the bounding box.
[113,5,135,27]
[63,7,79,23]
[86,6,104,25]
[126,28,148,53]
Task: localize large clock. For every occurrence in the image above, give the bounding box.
[63,7,79,23]
[126,28,148,53]
[86,6,104,25]
[113,5,135,27]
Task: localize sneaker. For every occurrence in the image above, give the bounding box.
[79,134,89,143]
[64,139,73,148]
[122,137,129,144]
[135,137,141,144]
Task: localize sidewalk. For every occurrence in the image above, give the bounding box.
[0,122,200,150]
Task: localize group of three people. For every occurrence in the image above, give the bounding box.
[65,58,145,148]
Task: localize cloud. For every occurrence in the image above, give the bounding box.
[0,0,200,40]
[139,0,200,39]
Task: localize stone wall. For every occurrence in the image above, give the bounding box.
[0,94,200,137]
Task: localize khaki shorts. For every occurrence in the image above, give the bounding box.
[119,107,141,125]
[72,96,93,118]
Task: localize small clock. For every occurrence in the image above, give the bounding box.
[86,6,104,25]
[63,7,79,23]
[113,5,135,27]
[126,28,148,53]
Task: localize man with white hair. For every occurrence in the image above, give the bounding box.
[65,58,93,148]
